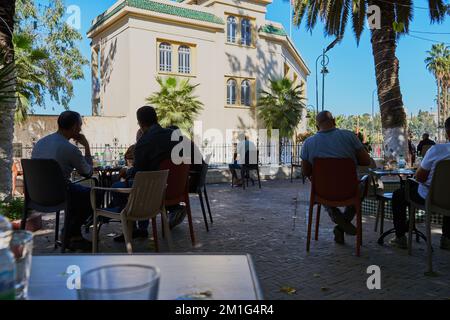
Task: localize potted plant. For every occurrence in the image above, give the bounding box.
[0,198,42,232]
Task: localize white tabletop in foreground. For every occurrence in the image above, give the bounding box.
[28,254,262,300]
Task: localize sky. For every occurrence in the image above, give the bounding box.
[34,0,450,117]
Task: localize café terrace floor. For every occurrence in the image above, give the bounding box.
[33,179,450,300]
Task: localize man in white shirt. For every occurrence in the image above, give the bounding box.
[391,117,450,249]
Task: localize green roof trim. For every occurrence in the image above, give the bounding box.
[89,0,224,33]
[259,24,287,37]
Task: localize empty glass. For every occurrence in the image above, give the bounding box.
[10,230,33,300]
[77,264,160,300]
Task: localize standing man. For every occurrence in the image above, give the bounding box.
[417,133,436,157]
[301,111,371,244]
[32,111,94,251]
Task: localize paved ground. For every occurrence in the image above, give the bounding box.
[33,179,450,300]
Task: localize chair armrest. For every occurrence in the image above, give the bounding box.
[359,175,370,199]
[90,186,132,194]
[71,176,99,186]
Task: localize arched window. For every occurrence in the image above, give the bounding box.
[178,46,191,74]
[227,16,237,43]
[227,79,237,105]
[241,19,252,46]
[241,80,251,106]
[159,42,172,72]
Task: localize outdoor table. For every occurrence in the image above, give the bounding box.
[28,254,263,300]
[369,168,426,245]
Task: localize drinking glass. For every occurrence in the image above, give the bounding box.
[77,264,160,300]
[10,230,33,300]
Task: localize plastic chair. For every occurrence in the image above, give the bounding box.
[90,170,169,254]
[160,159,196,246]
[189,160,213,232]
[409,160,450,274]
[21,159,97,253]
[306,158,366,256]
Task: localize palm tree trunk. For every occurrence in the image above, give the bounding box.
[437,78,441,141]
[0,1,16,201]
[370,0,407,159]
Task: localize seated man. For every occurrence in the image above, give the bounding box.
[390,118,450,249]
[32,111,94,251]
[123,129,144,167]
[229,133,257,186]
[112,106,179,242]
[301,111,371,244]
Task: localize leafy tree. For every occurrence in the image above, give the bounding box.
[147,76,204,135]
[408,110,438,141]
[293,0,447,158]
[258,78,306,138]
[14,0,87,116]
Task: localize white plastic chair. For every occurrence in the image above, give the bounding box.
[90,170,170,254]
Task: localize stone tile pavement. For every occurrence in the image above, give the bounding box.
[33,179,450,300]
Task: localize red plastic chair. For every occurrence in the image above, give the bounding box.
[159,159,196,246]
[306,158,363,256]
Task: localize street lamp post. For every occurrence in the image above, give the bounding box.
[315,37,341,113]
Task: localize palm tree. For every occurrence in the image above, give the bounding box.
[293,0,447,158]
[258,78,306,139]
[425,43,450,140]
[14,33,48,123]
[147,76,203,135]
[0,0,16,201]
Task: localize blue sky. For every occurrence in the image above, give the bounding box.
[35,0,450,117]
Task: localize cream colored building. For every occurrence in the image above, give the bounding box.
[14,0,310,149]
[88,0,309,144]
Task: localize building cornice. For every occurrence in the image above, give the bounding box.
[88,0,224,38]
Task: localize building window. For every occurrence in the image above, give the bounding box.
[241,19,252,46]
[241,80,251,106]
[227,16,237,43]
[178,45,191,74]
[227,79,237,105]
[159,42,172,72]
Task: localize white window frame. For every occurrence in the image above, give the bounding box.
[241,80,251,106]
[227,79,237,105]
[241,19,252,46]
[178,45,191,74]
[159,42,172,72]
[227,16,237,43]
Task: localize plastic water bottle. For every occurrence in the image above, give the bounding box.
[0,215,16,300]
[104,145,113,167]
[398,154,406,169]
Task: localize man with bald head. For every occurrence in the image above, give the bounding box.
[301,111,371,244]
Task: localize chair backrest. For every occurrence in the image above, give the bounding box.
[421,144,432,157]
[123,170,169,220]
[159,159,190,205]
[312,158,359,202]
[21,159,68,208]
[427,159,450,216]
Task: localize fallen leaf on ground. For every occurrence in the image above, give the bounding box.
[320,287,330,292]
[280,287,297,295]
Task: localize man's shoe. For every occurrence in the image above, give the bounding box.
[113,229,149,243]
[389,235,407,249]
[67,237,92,252]
[440,236,450,250]
[329,210,357,236]
[169,207,187,230]
[333,226,345,244]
